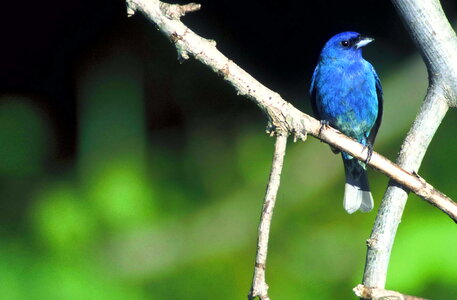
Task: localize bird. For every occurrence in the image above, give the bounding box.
[309,31,383,214]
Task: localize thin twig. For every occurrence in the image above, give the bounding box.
[248,133,288,300]
[362,0,457,289]
[126,0,457,222]
[354,284,429,300]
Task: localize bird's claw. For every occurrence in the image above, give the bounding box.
[363,142,373,164]
[318,120,330,137]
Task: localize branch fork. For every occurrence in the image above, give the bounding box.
[125,2,456,213]
[354,284,429,300]
[126,0,457,298]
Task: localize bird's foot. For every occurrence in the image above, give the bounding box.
[318,120,330,137]
[363,142,373,164]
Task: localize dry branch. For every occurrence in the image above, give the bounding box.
[126,1,457,297]
[125,0,457,221]
[248,134,288,300]
[362,0,457,289]
[354,284,429,300]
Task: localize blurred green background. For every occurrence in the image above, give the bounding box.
[1,0,457,299]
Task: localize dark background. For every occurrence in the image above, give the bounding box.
[4,0,454,159]
[1,1,457,299]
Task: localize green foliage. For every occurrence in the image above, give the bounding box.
[0,50,455,299]
[31,182,97,254]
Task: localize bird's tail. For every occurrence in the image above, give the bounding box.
[342,157,373,214]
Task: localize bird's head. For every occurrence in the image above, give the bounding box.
[320,31,374,61]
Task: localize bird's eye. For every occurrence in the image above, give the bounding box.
[341,40,350,47]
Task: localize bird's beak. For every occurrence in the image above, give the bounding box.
[356,37,374,49]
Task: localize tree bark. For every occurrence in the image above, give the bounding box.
[362,0,457,289]
[248,134,288,300]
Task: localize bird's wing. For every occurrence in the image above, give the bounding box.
[310,65,339,154]
[309,65,321,120]
[367,65,383,146]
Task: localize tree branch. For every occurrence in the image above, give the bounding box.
[126,0,457,221]
[248,133,288,300]
[362,0,457,289]
[127,0,457,296]
[354,284,429,300]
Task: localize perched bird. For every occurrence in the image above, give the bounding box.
[309,31,383,214]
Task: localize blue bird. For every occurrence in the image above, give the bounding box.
[309,32,383,213]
